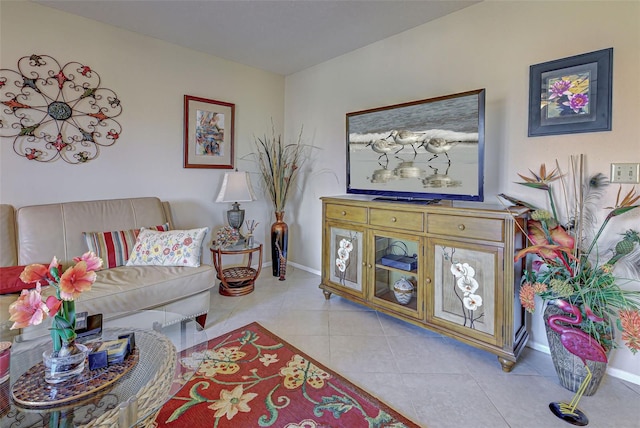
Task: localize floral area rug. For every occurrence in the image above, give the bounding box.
[154,322,420,427]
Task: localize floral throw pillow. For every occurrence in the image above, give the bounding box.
[126,227,208,267]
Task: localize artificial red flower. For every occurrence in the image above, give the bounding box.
[8,284,49,329]
[19,263,49,284]
[45,295,62,316]
[515,220,576,263]
[73,251,103,272]
[59,261,96,300]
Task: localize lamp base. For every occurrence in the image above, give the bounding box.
[227,203,245,242]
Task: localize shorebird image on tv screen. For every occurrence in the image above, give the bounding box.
[346,89,485,202]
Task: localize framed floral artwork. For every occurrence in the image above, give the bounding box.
[528,48,612,137]
[183,95,234,169]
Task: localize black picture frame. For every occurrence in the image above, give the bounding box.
[528,48,612,137]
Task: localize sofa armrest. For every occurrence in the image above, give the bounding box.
[0,204,17,267]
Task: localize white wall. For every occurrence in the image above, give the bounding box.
[2,0,639,383]
[0,1,284,261]
[284,1,640,382]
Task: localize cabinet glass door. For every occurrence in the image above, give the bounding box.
[428,238,501,345]
[370,232,423,319]
[327,225,365,297]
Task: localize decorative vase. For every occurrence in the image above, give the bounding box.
[42,341,89,384]
[271,211,288,281]
[543,305,609,396]
[393,277,414,305]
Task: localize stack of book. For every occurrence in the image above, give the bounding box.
[88,332,136,370]
[97,338,129,364]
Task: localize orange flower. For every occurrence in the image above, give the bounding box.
[619,310,640,354]
[59,261,96,300]
[519,283,536,313]
[19,263,49,284]
[8,284,49,329]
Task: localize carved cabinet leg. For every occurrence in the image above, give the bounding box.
[498,357,515,372]
[323,290,332,300]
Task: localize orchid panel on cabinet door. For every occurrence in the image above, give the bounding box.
[433,244,496,337]
[329,227,363,292]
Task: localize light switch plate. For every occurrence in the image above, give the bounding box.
[610,163,640,183]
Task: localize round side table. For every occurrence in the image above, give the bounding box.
[211,242,263,296]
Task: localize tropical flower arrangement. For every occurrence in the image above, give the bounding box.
[503,159,640,354]
[254,125,308,213]
[8,252,103,355]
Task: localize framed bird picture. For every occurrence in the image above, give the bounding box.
[345,89,485,202]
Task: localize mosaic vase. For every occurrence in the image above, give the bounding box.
[271,211,288,280]
[42,341,89,384]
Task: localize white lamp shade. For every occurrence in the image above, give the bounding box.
[216,171,256,203]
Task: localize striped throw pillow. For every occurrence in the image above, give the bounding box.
[83,223,169,269]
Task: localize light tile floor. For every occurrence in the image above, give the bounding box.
[203,267,640,428]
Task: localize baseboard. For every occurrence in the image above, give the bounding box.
[527,340,640,385]
[261,261,321,276]
[287,261,321,276]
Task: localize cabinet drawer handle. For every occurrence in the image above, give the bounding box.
[341,211,347,216]
[458,224,466,231]
[425,278,432,284]
[368,263,372,268]
[391,217,397,222]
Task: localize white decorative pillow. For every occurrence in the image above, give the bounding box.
[126,227,209,267]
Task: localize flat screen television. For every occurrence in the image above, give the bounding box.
[346,89,485,203]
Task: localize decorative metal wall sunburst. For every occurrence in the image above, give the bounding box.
[0,54,123,164]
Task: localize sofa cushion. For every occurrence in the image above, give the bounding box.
[127,227,208,267]
[75,265,214,318]
[1,264,215,340]
[83,223,170,269]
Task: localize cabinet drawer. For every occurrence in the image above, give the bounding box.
[370,208,424,232]
[325,204,367,223]
[428,214,503,241]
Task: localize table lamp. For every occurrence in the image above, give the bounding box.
[216,170,256,241]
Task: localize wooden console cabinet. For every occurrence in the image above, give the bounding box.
[320,196,529,372]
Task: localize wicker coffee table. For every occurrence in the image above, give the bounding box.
[1,311,208,427]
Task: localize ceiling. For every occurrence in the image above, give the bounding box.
[34,0,480,75]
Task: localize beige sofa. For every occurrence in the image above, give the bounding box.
[0,197,215,340]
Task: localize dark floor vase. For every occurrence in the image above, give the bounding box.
[271,211,288,280]
[544,305,609,396]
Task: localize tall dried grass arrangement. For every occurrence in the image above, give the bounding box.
[254,126,308,212]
